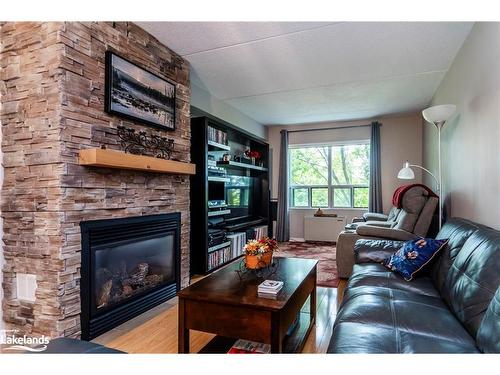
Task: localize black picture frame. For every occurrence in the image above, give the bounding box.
[105,50,176,131]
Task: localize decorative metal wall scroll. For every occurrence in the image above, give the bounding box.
[117,125,174,160]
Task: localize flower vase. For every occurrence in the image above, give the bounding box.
[245,251,273,269]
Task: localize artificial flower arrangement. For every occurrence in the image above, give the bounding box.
[244,237,278,269]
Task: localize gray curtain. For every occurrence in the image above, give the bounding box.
[369,121,383,213]
[276,130,290,242]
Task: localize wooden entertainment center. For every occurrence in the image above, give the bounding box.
[190,115,270,275]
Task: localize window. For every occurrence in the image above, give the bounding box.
[333,188,351,207]
[311,187,328,207]
[292,188,309,207]
[290,143,370,208]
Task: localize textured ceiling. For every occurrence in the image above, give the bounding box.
[137,22,473,125]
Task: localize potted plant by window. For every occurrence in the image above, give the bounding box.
[244,237,278,269]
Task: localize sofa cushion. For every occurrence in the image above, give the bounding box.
[364,221,394,228]
[328,322,398,353]
[330,283,479,353]
[383,238,448,281]
[393,210,419,232]
[348,263,441,298]
[412,197,438,237]
[356,224,419,241]
[354,239,405,264]
[362,212,390,221]
[393,187,428,232]
[476,287,500,353]
[431,218,482,293]
[387,207,401,222]
[441,227,500,338]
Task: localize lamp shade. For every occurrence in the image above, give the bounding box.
[397,162,415,180]
[422,104,456,124]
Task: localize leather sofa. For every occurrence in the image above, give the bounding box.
[336,185,438,278]
[328,217,500,353]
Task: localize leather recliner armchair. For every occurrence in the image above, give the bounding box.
[336,185,438,278]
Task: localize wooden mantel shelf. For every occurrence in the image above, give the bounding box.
[79,148,196,175]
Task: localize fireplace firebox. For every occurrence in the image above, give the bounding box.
[80,213,180,340]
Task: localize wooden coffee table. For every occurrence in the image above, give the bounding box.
[178,257,318,353]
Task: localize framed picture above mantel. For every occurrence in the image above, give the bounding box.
[105,51,176,131]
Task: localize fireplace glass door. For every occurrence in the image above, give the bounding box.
[92,234,175,315]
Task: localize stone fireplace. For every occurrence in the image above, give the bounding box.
[0,22,191,338]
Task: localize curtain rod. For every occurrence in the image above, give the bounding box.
[285,123,376,134]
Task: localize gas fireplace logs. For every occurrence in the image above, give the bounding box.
[96,262,164,308]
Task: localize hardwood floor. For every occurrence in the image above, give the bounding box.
[93,278,347,354]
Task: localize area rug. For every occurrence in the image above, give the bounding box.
[274,241,339,288]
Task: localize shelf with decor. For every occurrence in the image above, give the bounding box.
[223,217,268,232]
[208,176,230,183]
[216,160,268,172]
[207,241,232,254]
[206,255,244,273]
[207,140,231,151]
[207,209,231,217]
[78,148,196,175]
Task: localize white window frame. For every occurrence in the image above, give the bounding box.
[289,141,370,209]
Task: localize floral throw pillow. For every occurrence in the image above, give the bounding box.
[383,238,449,281]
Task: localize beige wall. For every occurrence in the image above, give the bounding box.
[191,83,268,140]
[268,113,423,238]
[423,22,500,229]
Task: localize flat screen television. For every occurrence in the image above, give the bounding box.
[225,175,254,219]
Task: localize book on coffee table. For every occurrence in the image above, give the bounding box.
[258,290,283,299]
[258,280,283,292]
[258,280,283,299]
